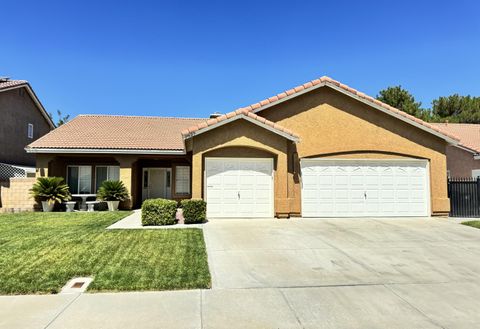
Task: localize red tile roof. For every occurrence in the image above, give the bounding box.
[27,115,205,151]
[183,76,459,143]
[431,123,480,153]
[0,79,28,90]
[181,108,300,140]
[27,76,461,153]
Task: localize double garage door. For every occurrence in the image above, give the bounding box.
[301,159,430,217]
[205,158,274,218]
[205,157,430,218]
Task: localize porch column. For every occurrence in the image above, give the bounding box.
[35,154,54,177]
[191,152,203,199]
[115,156,135,209]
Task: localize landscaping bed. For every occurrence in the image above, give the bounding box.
[0,211,211,294]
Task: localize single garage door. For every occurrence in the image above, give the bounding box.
[205,158,274,218]
[301,159,429,217]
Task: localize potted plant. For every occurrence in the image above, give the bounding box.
[97,180,129,211]
[30,177,71,212]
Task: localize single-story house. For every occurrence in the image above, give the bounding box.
[26,76,460,218]
[431,123,480,178]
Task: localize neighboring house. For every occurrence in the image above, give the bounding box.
[0,78,54,177]
[431,123,480,178]
[26,76,460,218]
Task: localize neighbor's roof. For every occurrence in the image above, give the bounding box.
[0,79,55,128]
[26,115,205,153]
[182,76,459,144]
[431,123,480,153]
[0,79,28,90]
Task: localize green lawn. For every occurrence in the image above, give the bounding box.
[0,212,211,294]
[462,220,480,229]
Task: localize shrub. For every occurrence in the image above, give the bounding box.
[181,199,207,224]
[30,177,71,205]
[97,180,129,201]
[141,199,177,226]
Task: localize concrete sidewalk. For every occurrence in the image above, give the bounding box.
[106,209,205,229]
[4,282,480,329]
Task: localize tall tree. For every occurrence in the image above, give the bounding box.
[376,85,426,118]
[48,110,70,127]
[431,94,480,123]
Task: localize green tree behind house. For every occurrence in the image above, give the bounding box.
[431,95,480,123]
[376,85,431,120]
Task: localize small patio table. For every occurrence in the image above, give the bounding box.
[71,194,97,211]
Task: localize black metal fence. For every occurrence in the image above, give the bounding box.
[448,177,480,217]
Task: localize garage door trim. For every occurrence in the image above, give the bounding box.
[300,158,431,217]
[204,157,275,218]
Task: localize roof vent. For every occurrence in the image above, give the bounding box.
[0,77,10,82]
[209,112,223,119]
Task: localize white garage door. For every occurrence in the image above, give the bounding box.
[205,158,274,218]
[301,159,429,217]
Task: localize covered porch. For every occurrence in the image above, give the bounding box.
[35,153,193,209]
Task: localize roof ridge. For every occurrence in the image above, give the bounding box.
[230,75,460,142]
[0,79,28,82]
[77,114,206,120]
[181,109,299,140]
[180,75,460,143]
[431,122,480,126]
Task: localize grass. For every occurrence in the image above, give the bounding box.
[462,220,480,229]
[0,211,211,294]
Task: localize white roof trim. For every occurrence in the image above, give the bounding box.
[251,81,458,145]
[183,114,299,142]
[0,84,55,129]
[25,148,186,155]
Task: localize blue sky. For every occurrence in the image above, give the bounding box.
[1,0,479,120]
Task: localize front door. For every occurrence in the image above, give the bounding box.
[142,168,172,201]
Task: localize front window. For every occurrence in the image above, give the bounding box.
[95,166,120,192]
[67,166,92,194]
[175,165,190,195]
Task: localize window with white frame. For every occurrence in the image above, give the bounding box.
[95,166,120,192]
[27,123,34,139]
[67,166,92,194]
[472,169,480,179]
[175,165,190,195]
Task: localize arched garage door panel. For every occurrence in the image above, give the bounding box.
[205,158,274,218]
[301,159,429,217]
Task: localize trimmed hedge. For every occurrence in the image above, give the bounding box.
[181,199,207,224]
[141,199,177,226]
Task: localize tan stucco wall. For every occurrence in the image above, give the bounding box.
[445,145,480,177]
[191,86,451,216]
[190,119,292,217]
[260,87,450,215]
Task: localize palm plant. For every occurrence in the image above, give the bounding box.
[30,177,71,211]
[97,180,129,201]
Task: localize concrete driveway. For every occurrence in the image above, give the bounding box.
[201,217,480,328]
[2,217,480,329]
[203,217,480,289]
